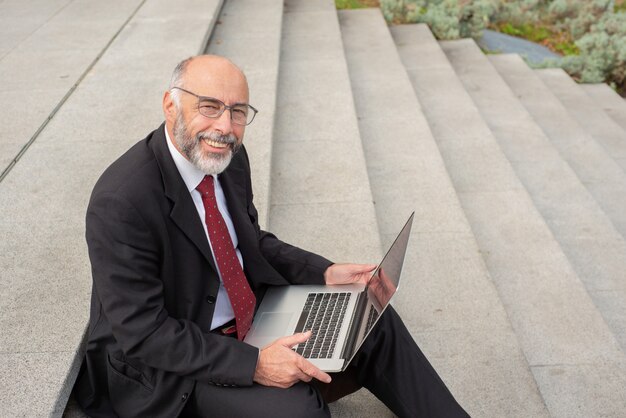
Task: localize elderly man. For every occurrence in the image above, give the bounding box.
[74,55,468,417]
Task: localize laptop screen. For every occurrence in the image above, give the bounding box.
[345,212,414,363]
[366,212,413,311]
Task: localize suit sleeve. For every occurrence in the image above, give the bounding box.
[87,191,259,387]
[238,147,333,285]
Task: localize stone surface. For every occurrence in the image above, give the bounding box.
[0,1,223,416]
[442,39,626,354]
[329,392,395,418]
[393,23,626,416]
[270,0,380,263]
[271,139,374,205]
[0,0,75,59]
[531,362,626,417]
[340,10,547,416]
[536,68,626,173]
[0,0,144,173]
[582,83,626,133]
[413,327,549,418]
[206,0,284,228]
[475,29,561,65]
[0,352,76,418]
[490,54,626,242]
[270,2,382,413]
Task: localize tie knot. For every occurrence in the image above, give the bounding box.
[196,175,215,198]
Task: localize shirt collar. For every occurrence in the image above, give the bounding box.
[164,125,214,192]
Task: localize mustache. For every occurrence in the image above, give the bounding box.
[196,131,237,146]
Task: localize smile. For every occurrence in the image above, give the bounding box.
[203,138,230,149]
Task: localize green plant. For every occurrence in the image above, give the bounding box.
[561,11,626,91]
[336,0,381,9]
[380,0,626,95]
[380,0,496,39]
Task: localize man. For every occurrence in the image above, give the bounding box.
[74,55,468,417]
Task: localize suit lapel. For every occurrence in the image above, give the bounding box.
[150,125,218,273]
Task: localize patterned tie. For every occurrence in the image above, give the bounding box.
[197,175,256,340]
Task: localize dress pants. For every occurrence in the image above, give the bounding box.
[182,307,469,417]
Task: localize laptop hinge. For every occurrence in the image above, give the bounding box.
[340,290,367,360]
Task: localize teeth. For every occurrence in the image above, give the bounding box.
[204,139,228,148]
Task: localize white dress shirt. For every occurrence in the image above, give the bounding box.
[165,128,241,330]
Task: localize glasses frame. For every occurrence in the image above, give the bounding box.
[170,86,258,126]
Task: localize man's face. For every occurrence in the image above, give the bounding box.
[165,57,249,175]
[172,108,240,175]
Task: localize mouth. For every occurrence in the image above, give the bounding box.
[202,138,231,149]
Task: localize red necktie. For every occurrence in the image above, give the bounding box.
[197,175,256,340]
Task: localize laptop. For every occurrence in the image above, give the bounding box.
[244,213,414,372]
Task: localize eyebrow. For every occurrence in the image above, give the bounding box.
[197,96,249,106]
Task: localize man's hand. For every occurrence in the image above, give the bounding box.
[253,331,332,388]
[324,263,377,285]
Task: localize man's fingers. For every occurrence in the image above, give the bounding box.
[298,357,332,384]
[342,263,377,274]
[276,330,311,348]
[358,263,378,272]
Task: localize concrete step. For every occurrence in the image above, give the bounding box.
[0,0,146,178]
[205,0,284,228]
[581,83,626,133]
[489,54,626,243]
[0,1,224,416]
[340,9,547,417]
[269,0,384,414]
[535,68,626,173]
[441,38,626,354]
[0,0,72,57]
[392,23,626,417]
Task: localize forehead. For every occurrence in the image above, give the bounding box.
[183,57,249,103]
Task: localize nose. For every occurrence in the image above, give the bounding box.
[210,108,234,135]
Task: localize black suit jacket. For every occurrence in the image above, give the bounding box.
[75,124,333,417]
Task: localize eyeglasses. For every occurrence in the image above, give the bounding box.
[170,86,258,126]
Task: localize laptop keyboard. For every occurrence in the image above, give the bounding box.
[293,292,351,359]
[365,306,379,335]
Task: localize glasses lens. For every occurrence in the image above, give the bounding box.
[231,105,251,125]
[198,98,224,117]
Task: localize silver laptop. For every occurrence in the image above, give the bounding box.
[244,213,414,372]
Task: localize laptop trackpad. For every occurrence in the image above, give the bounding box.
[254,312,294,337]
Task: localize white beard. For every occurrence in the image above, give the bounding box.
[173,113,238,175]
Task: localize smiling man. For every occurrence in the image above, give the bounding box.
[73,55,468,417]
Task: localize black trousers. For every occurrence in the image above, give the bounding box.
[182,307,469,417]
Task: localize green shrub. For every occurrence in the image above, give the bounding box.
[381,0,497,39]
[561,11,626,88]
[380,0,626,94]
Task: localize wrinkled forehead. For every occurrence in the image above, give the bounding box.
[183,57,249,104]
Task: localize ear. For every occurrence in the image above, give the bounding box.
[162,90,177,125]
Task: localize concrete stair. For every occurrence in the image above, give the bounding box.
[440,38,626,355]
[269,0,381,264]
[339,9,547,417]
[0,0,147,178]
[270,2,383,414]
[205,0,284,228]
[536,68,626,173]
[581,83,626,132]
[0,0,224,416]
[490,54,626,243]
[3,1,626,416]
[392,23,626,417]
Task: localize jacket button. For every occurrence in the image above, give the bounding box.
[181,393,189,402]
[206,295,216,304]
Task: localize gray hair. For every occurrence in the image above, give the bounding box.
[169,56,193,106]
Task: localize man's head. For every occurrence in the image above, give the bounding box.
[163,55,253,175]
